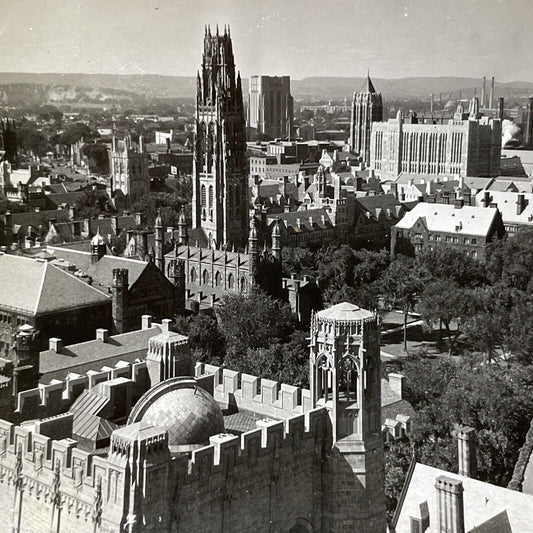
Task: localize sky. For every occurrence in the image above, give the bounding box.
[0,0,532,82]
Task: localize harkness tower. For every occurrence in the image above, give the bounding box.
[191,25,248,250]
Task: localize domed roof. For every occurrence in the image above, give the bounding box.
[316,302,374,322]
[127,377,224,448]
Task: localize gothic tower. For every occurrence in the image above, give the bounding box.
[310,302,386,532]
[350,74,383,165]
[192,25,248,249]
[112,268,129,334]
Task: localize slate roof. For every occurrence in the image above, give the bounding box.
[72,412,118,442]
[317,302,374,321]
[394,203,499,237]
[266,208,333,233]
[0,253,110,316]
[86,256,148,292]
[354,194,404,221]
[394,463,533,533]
[39,324,161,380]
[475,190,533,224]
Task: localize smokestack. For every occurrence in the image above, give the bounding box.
[489,76,494,109]
[498,97,505,120]
[430,94,434,114]
[481,77,486,109]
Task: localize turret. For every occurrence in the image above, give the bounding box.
[13,323,39,395]
[90,228,106,264]
[154,208,164,272]
[272,217,282,260]
[178,209,188,246]
[248,216,259,289]
[112,268,129,334]
[168,258,186,316]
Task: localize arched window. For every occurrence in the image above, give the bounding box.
[202,269,210,285]
[201,184,206,206]
[228,273,234,289]
[240,277,246,292]
[315,354,333,403]
[340,356,358,403]
[209,185,214,220]
[215,271,222,287]
[190,267,196,284]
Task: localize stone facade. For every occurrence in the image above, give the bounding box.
[0,302,387,533]
[371,101,501,181]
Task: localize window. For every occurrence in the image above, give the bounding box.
[472,238,477,244]
[201,184,206,206]
[190,268,196,284]
[202,269,210,285]
[228,273,235,289]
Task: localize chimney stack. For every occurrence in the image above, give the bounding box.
[435,476,465,533]
[481,191,491,208]
[388,373,405,399]
[481,77,486,108]
[456,425,476,478]
[516,193,526,215]
[96,328,109,343]
[49,338,62,353]
[489,76,494,109]
[498,97,505,120]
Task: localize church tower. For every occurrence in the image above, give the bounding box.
[192,25,248,249]
[310,302,386,532]
[350,74,383,165]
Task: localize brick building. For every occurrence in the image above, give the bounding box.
[391,202,505,259]
[0,301,389,532]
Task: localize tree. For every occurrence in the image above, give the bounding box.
[59,122,98,145]
[381,256,423,351]
[174,314,225,364]
[216,291,296,357]
[132,192,189,229]
[417,245,486,287]
[418,280,473,354]
[281,246,316,278]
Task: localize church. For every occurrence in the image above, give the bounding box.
[164,27,287,309]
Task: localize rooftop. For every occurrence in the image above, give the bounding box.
[0,253,110,316]
[316,302,374,322]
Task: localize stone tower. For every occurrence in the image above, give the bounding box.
[112,268,129,334]
[1,119,18,168]
[154,208,165,272]
[350,74,383,165]
[90,228,106,264]
[192,25,248,249]
[310,302,386,532]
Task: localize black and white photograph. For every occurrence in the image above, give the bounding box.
[0,0,532,531]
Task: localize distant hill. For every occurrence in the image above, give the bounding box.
[0,72,532,105]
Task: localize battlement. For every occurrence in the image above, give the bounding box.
[16,359,149,419]
[195,362,313,419]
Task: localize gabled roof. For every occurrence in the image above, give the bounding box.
[86,256,149,292]
[475,190,533,224]
[0,253,110,316]
[266,208,333,233]
[394,203,499,237]
[394,463,533,533]
[354,194,404,221]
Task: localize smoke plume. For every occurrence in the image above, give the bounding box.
[501,119,520,148]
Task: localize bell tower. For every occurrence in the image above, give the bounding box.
[192,25,248,249]
[310,302,386,532]
[350,73,383,165]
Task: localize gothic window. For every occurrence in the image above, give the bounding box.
[209,185,214,220]
[228,273,235,289]
[340,356,359,403]
[202,269,210,285]
[315,354,333,402]
[235,185,241,215]
[201,184,206,206]
[240,277,246,292]
[190,268,196,284]
[215,271,222,287]
[208,122,215,172]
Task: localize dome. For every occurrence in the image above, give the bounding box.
[316,302,374,322]
[127,377,224,448]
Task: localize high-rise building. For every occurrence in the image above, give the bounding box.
[248,75,294,140]
[370,100,502,181]
[191,25,248,249]
[108,134,149,209]
[350,74,383,164]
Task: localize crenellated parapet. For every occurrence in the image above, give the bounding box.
[15,360,149,420]
[195,362,313,419]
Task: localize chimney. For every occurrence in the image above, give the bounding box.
[463,191,471,206]
[454,198,464,209]
[96,328,109,343]
[141,315,153,330]
[388,373,405,399]
[481,77,486,108]
[435,476,465,533]
[489,76,494,109]
[498,97,505,120]
[49,338,62,353]
[513,193,525,216]
[161,318,172,334]
[442,192,450,205]
[456,425,476,478]
[481,191,490,208]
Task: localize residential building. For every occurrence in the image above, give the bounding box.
[391,202,505,259]
[475,190,533,234]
